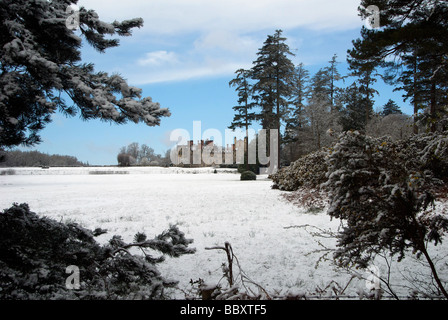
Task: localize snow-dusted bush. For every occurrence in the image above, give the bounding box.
[237,163,260,174]
[0,203,195,299]
[324,130,448,298]
[240,170,256,181]
[269,149,327,191]
[395,131,448,182]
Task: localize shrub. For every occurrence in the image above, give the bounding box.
[0,203,195,299]
[269,149,327,191]
[237,163,260,174]
[240,170,256,181]
[324,130,448,298]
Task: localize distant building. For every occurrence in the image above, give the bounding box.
[174,138,246,167]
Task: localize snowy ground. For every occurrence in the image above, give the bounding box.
[1,166,447,299]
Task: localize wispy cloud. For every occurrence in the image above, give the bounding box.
[130,59,245,85]
[137,51,179,67]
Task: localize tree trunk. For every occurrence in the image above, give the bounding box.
[245,102,249,171]
[276,65,281,171]
[430,81,437,133]
[413,58,419,134]
[420,242,448,299]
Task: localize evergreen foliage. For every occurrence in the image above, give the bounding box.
[339,83,372,132]
[273,129,448,297]
[228,69,258,131]
[325,130,448,298]
[0,203,195,299]
[250,30,295,131]
[228,68,257,170]
[237,163,259,175]
[240,170,256,181]
[269,149,327,191]
[0,0,170,148]
[249,30,295,169]
[348,0,448,133]
[382,99,402,116]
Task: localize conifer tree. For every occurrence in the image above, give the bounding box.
[228,68,257,169]
[251,30,295,129]
[0,0,170,148]
[250,30,295,169]
[325,54,342,112]
[229,69,257,131]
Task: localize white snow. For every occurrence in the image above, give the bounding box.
[0,167,447,299]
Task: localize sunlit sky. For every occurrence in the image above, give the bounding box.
[23,0,411,165]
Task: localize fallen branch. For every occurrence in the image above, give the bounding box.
[205,241,271,300]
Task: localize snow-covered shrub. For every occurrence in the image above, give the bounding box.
[0,203,195,299]
[397,131,448,182]
[237,163,260,174]
[240,170,257,181]
[324,130,448,298]
[269,149,327,191]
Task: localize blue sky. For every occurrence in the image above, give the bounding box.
[25,0,412,165]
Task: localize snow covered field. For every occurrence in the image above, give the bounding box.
[1,167,446,299]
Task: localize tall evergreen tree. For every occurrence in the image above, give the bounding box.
[250,30,295,169]
[0,0,170,148]
[229,69,257,131]
[229,68,257,168]
[325,54,343,112]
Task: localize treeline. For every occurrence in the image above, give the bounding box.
[228,30,411,166]
[117,142,170,167]
[229,1,448,166]
[0,150,85,167]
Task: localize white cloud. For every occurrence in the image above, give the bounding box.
[137,51,179,66]
[130,58,244,85]
[193,30,259,56]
